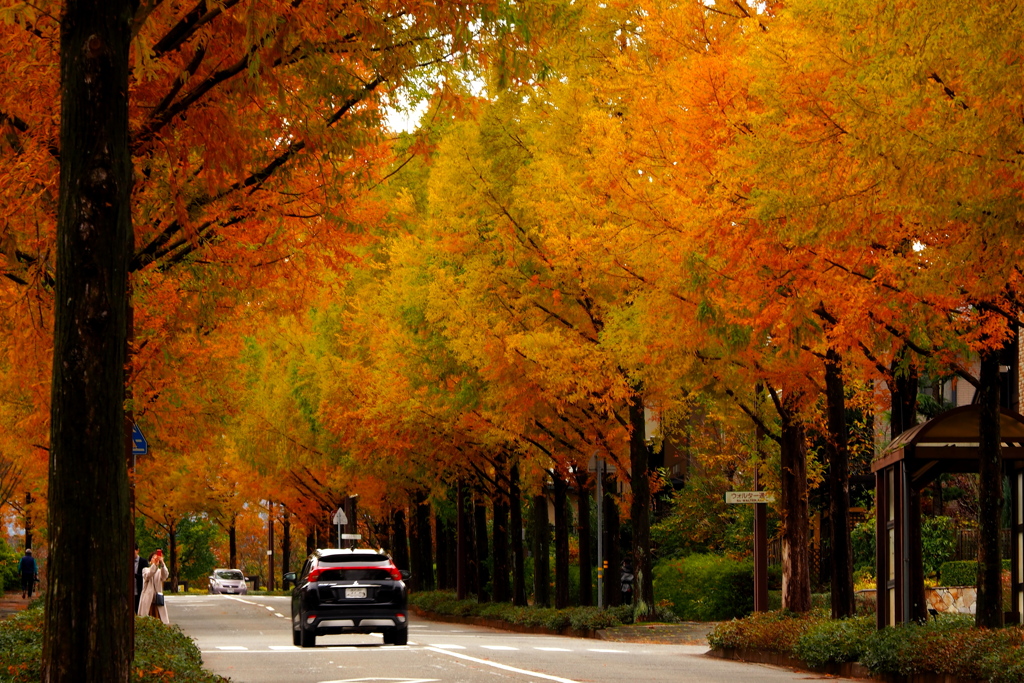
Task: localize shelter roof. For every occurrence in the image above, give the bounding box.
[872,405,1024,472]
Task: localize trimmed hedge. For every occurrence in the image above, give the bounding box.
[792,615,874,667]
[409,590,675,632]
[710,610,1024,682]
[652,554,754,621]
[939,560,1011,586]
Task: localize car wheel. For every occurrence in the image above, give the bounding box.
[292,623,301,647]
[382,628,394,645]
[299,620,316,648]
[391,626,408,646]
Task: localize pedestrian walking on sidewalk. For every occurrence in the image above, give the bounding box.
[19,549,38,599]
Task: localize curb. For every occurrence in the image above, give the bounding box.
[708,648,985,683]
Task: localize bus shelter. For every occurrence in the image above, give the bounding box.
[872,405,1024,628]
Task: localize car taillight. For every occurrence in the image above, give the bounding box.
[387,567,403,581]
[306,568,324,583]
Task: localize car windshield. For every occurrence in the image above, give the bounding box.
[215,570,244,580]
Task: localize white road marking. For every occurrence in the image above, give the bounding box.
[481,645,518,651]
[201,646,415,654]
[216,646,248,651]
[535,647,571,652]
[425,644,465,650]
[588,649,627,653]
[425,647,580,683]
[318,679,439,683]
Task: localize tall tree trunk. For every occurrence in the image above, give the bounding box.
[168,523,178,593]
[392,508,409,570]
[440,513,457,591]
[532,493,550,607]
[267,502,275,591]
[576,472,593,606]
[824,348,854,618]
[346,497,359,550]
[603,478,621,607]
[931,478,943,516]
[475,497,490,602]
[891,355,926,622]
[977,348,1004,627]
[416,497,435,590]
[45,1,135,679]
[457,481,471,600]
[628,392,655,619]
[282,509,291,579]
[25,492,33,552]
[435,513,449,591]
[553,473,570,608]
[408,502,423,590]
[510,463,527,606]
[778,393,811,612]
[492,486,511,602]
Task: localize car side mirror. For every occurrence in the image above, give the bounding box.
[400,570,411,581]
[283,572,296,582]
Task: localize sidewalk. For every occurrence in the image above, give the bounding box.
[597,621,716,645]
[410,606,716,645]
[0,590,35,620]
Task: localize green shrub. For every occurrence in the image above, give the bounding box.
[853,515,955,576]
[707,608,1024,682]
[859,614,1000,679]
[653,554,754,621]
[767,590,831,611]
[0,603,228,682]
[0,605,42,682]
[133,617,229,682]
[409,590,634,631]
[0,540,21,592]
[939,559,1011,586]
[708,610,826,652]
[793,615,873,668]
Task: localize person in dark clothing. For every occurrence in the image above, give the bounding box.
[134,545,145,613]
[620,559,635,606]
[19,549,38,599]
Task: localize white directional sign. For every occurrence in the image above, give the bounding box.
[341,533,361,540]
[332,508,348,525]
[725,491,775,504]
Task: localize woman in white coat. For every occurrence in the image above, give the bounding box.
[138,550,170,624]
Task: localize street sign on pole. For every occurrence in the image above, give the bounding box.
[341,533,361,540]
[725,491,775,504]
[131,422,148,456]
[332,508,348,548]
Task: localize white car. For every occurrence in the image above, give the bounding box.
[208,568,248,594]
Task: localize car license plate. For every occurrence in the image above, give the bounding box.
[346,587,367,599]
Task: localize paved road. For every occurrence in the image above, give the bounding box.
[169,594,857,683]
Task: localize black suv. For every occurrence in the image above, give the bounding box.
[285,549,410,647]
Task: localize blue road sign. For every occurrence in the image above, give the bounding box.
[131,422,148,456]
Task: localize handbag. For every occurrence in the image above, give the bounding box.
[154,592,165,607]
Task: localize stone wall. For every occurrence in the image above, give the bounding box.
[925,586,976,615]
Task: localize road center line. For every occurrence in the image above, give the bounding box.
[424,646,580,683]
